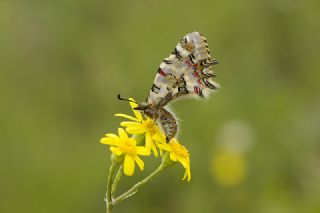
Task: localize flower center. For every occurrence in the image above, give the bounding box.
[170,141,189,158]
[120,139,136,156]
[143,119,156,135]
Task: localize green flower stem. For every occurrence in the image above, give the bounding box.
[111,165,123,197]
[106,162,117,213]
[112,162,167,206]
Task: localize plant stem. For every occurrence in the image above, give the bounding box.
[113,163,167,206]
[111,165,123,197]
[106,162,117,213]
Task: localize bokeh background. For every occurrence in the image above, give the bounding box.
[1,0,320,212]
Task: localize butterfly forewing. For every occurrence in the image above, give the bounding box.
[147,32,218,107]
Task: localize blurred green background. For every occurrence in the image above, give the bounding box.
[1,0,320,212]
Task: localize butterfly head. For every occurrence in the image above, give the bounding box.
[117,94,158,119]
[134,104,157,118]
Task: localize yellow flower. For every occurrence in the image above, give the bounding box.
[211,151,246,186]
[158,138,191,181]
[115,98,166,157]
[100,128,151,176]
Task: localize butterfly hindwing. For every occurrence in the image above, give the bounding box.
[147,32,218,107]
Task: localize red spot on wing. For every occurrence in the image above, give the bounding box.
[185,60,197,70]
[197,79,202,85]
[194,86,199,94]
[193,71,199,77]
[185,60,192,67]
[193,71,203,86]
[158,68,167,77]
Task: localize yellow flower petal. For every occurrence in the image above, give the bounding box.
[127,137,137,146]
[128,98,138,108]
[100,137,119,146]
[104,133,119,139]
[152,129,166,144]
[115,113,139,122]
[156,143,172,152]
[183,170,187,180]
[123,155,135,176]
[120,121,146,134]
[150,141,159,158]
[129,98,143,121]
[110,147,123,156]
[126,127,146,135]
[158,144,164,156]
[120,121,143,128]
[118,128,128,140]
[134,156,144,171]
[182,168,191,182]
[145,132,152,148]
[136,146,151,156]
[170,138,179,144]
[146,132,158,157]
[170,152,178,162]
[178,157,190,169]
[134,111,143,122]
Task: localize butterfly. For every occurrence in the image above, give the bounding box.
[119,32,219,142]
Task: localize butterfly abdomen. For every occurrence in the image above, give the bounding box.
[159,107,178,142]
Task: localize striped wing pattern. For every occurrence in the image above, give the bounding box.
[147,32,218,107]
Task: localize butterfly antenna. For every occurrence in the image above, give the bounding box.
[117,94,137,104]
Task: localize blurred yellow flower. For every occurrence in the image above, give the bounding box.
[100,128,150,176]
[211,151,246,186]
[158,138,191,181]
[115,98,166,157]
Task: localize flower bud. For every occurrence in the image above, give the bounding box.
[133,134,145,146]
[161,152,177,168]
[111,153,124,164]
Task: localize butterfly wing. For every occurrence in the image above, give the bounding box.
[147,32,219,107]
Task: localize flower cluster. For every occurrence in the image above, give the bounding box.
[100,98,191,181]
